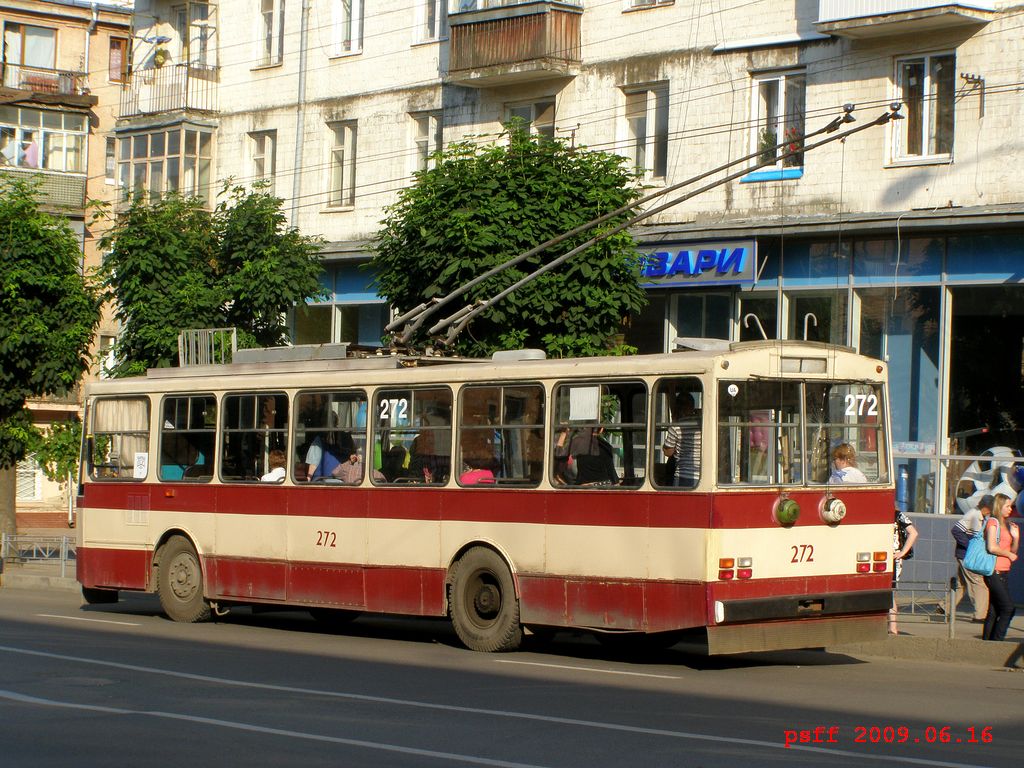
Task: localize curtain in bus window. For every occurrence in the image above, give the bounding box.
[805,382,887,484]
[552,381,647,488]
[90,397,150,480]
[717,381,802,485]
[373,387,452,485]
[294,391,367,484]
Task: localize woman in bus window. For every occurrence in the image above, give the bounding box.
[831,443,868,483]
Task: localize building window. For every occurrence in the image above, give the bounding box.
[250,130,276,184]
[412,111,441,172]
[507,100,555,140]
[626,0,673,8]
[416,0,447,43]
[175,3,216,68]
[259,0,284,66]
[624,84,668,179]
[109,37,130,83]
[328,121,357,208]
[2,24,56,91]
[15,456,41,502]
[894,53,954,160]
[0,106,86,172]
[334,0,364,55]
[117,126,214,203]
[752,70,805,170]
[105,136,116,182]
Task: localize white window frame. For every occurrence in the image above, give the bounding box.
[622,83,669,181]
[328,120,357,208]
[16,456,42,502]
[175,2,217,68]
[624,0,673,9]
[257,0,285,67]
[0,106,87,173]
[506,99,555,140]
[749,70,806,171]
[893,51,955,163]
[415,0,447,43]
[104,136,116,183]
[411,111,442,173]
[250,129,277,185]
[333,0,364,56]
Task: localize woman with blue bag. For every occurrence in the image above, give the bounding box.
[981,493,1020,641]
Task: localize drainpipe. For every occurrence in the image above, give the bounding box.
[290,0,311,226]
[84,3,98,75]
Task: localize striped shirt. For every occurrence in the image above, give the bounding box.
[664,420,700,486]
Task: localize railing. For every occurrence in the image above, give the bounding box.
[118,64,219,118]
[1,534,76,579]
[178,327,237,367]
[818,0,995,23]
[0,63,88,96]
[448,1,582,79]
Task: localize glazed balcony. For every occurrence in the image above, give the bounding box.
[447,0,582,87]
[816,1,996,38]
[117,64,219,119]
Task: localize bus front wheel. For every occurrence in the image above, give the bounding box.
[157,536,211,623]
[449,547,522,652]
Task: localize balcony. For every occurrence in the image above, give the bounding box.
[816,1,996,38]
[0,167,86,210]
[118,64,219,119]
[0,63,95,108]
[447,0,582,87]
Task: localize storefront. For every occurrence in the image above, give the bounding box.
[627,226,1024,522]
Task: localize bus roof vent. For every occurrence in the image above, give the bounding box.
[491,349,547,362]
[673,337,731,352]
[233,343,351,364]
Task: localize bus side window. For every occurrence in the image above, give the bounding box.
[160,395,216,481]
[88,397,150,481]
[220,392,289,482]
[653,378,703,489]
[457,383,544,487]
[294,390,368,484]
[717,381,802,485]
[373,387,452,485]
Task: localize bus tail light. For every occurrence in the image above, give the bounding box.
[856,551,889,573]
[719,557,752,580]
[737,557,753,579]
[856,552,871,573]
[719,569,735,580]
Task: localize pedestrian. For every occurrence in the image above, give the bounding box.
[981,493,1020,641]
[889,509,918,635]
[952,494,992,623]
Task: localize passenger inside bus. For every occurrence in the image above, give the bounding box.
[663,393,701,488]
[304,431,356,481]
[260,449,287,483]
[555,427,619,486]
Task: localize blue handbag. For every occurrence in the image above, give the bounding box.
[963,529,996,576]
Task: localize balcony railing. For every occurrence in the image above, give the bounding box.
[118,64,219,119]
[817,1,996,38]
[1,63,89,97]
[447,0,583,87]
[0,167,86,210]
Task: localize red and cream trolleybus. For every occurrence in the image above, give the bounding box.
[77,340,894,654]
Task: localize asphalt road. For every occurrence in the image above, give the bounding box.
[0,587,1021,768]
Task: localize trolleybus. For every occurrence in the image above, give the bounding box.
[77,340,895,654]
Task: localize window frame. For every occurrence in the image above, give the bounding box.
[250,129,277,185]
[371,386,453,486]
[748,69,806,175]
[333,0,364,56]
[88,396,152,482]
[0,106,86,173]
[456,382,546,488]
[411,111,442,173]
[415,0,448,43]
[506,99,555,140]
[622,83,669,181]
[327,120,357,209]
[892,51,955,163]
[219,392,290,483]
[257,0,285,67]
[116,125,214,202]
[108,36,130,83]
[293,389,368,484]
[159,394,218,482]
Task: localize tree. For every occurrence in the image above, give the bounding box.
[374,124,648,357]
[0,179,101,536]
[98,182,325,376]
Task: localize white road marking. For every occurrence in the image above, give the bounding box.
[0,689,550,768]
[35,614,141,627]
[0,645,996,768]
[493,659,681,679]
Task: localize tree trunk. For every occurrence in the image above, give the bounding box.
[0,465,16,539]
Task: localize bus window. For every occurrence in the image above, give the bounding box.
[88,397,150,481]
[653,378,703,489]
[373,387,452,485]
[159,395,216,481]
[220,393,288,482]
[457,384,545,487]
[718,381,802,486]
[294,390,367,483]
[551,380,647,488]
[806,382,887,484]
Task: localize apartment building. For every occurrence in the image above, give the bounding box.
[2,0,131,523]
[112,1,1024,525]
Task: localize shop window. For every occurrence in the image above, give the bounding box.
[894,53,954,161]
[372,387,452,485]
[160,395,217,481]
[739,294,777,341]
[785,290,847,344]
[675,292,730,341]
[749,70,805,177]
[457,385,545,486]
[623,83,668,180]
[853,238,942,284]
[624,293,667,354]
[551,380,647,488]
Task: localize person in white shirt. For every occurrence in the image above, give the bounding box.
[260,449,287,483]
[831,443,868,483]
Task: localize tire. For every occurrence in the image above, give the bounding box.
[157,536,211,623]
[82,586,119,605]
[449,547,522,652]
[310,608,361,628]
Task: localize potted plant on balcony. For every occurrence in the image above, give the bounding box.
[153,47,170,68]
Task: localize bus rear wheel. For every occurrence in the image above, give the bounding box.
[449,547,522,652]
[157,536,211,623]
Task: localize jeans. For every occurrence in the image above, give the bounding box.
[982,571,1015,641]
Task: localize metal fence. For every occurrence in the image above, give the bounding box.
[0,534,76,579]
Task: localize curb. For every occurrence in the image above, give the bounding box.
[830,636,1024,669]
[0,571,81,593]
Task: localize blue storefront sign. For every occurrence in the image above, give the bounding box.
[638,240,757,287]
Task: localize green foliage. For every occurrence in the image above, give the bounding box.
[374,124,647,357]
[28,419,82,483]
[97,182,325,375]
[0,179,100,468]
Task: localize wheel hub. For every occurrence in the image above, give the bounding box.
[169,556,196,599]
[473,583,500,618]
